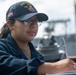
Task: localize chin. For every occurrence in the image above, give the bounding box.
[27,37,34,42]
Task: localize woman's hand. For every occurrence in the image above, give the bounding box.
[38,58,76,74]
[55,58,76,73]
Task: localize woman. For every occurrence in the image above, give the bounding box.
[0,1,76,75]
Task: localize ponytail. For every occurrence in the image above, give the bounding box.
[0,24,10,39]
[0,20,15,39]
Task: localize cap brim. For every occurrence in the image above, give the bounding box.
[15,13,48,22]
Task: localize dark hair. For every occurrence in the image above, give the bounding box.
[0,20,15,39]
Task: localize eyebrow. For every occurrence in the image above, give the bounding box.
[26,18,38,22]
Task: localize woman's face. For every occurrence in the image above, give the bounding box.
[11,16,38,42]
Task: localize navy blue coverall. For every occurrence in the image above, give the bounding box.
[0,34,45,75]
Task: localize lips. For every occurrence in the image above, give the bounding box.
[27,31,36,36]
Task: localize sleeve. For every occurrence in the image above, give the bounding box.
[0,45,44,75]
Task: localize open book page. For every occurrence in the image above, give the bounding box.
[46,70,76,75]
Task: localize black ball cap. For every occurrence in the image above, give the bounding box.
[6,1,48,22]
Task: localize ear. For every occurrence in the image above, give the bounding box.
[6,20,14,29]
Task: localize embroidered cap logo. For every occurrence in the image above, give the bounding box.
[8,12,13,18]
[20,2,36,12]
